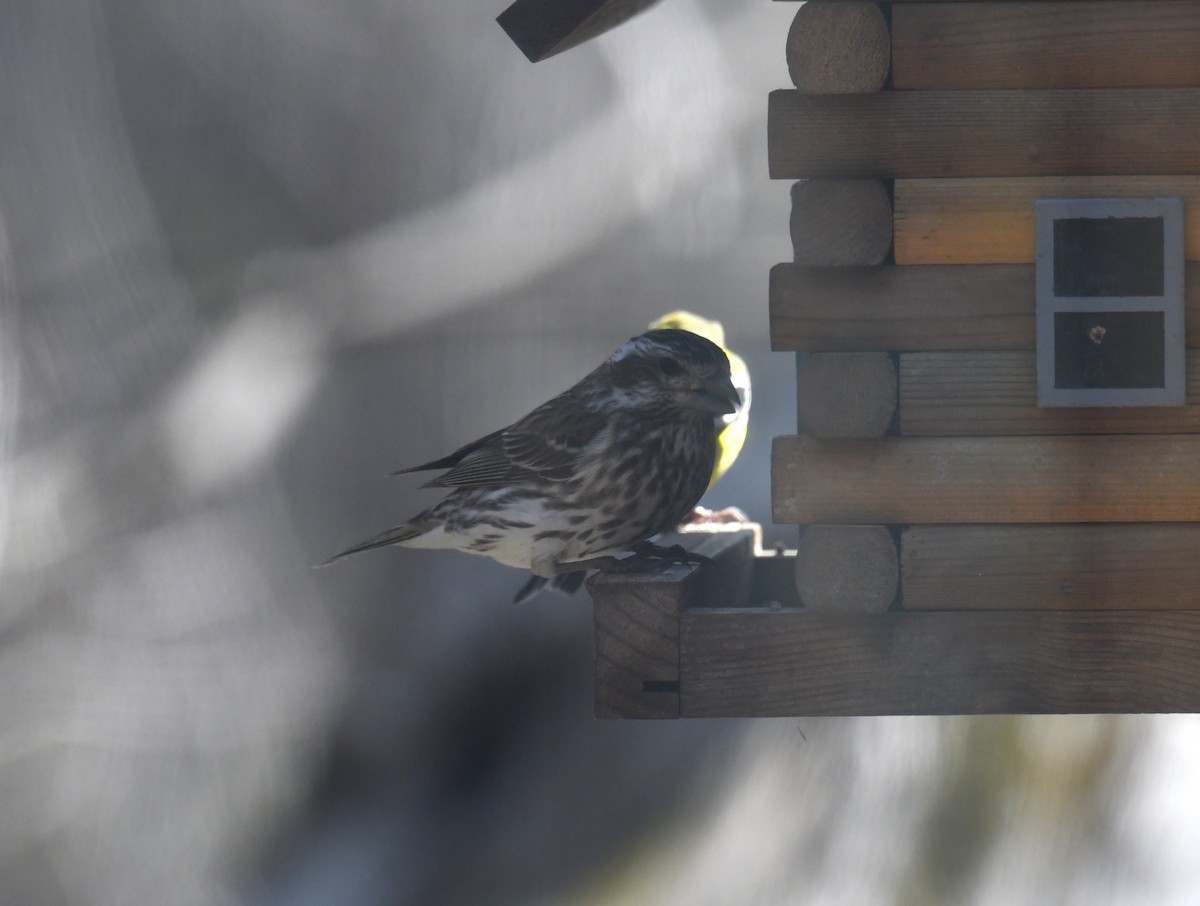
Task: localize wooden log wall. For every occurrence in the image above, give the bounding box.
[597,0,1200,719]
[773,0,1200,522]
[741,0,1200,716]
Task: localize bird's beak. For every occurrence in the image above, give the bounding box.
[690,373,740,415]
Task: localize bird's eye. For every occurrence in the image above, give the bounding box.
[658,357,684,377]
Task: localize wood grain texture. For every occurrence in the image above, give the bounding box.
[680,609,1200,716]
[791,179,893,266]
[771,262,1200,351]
[894,177,1200,265]
[903,524,1200,610]
[797,352,897,437]
[772,435,1200,524]
[770,263,1034,351]
[796,525,898,612]
[497,0,659,62]
[892,2,1200,90]
[769,88,1200,179]
[900,351,1200,436]
[787,1,890,94]
[590,529,754,719]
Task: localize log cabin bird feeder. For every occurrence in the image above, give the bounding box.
[587,0,1200,718]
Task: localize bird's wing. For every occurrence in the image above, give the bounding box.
[391,428,506,476]
[425,393,607,488]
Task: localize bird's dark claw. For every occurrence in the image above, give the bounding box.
[555,542,714,577]
[625,541,715,570]
[603,556,660,574]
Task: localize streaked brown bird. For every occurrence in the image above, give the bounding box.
[323,329,740,603]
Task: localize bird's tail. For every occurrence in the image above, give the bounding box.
[512,570,587,605]
[317,524,425,567]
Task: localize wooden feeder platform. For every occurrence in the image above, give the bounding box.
[589,526,1200,718]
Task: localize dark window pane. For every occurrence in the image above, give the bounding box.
[1053,217,1164,297]
[1054,311,1165,390]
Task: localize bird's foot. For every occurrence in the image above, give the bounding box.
[680,505,750,526]
[626,540,715,570]
[555,542,713,576]
[553,555,625,574]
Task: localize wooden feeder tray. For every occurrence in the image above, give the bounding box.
[590,526,1200,719]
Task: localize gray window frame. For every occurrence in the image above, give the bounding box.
[1035,196,1185,407]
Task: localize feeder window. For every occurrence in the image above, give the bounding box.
[1036,197,1185,407]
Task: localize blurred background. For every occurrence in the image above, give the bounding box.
[3,1,1200,903]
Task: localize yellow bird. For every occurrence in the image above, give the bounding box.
[650,310,751,491]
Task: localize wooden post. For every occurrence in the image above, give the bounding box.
[796,352,896,437]
[791,180,893,266]
[795,525,897,612]
[786,1,890,94]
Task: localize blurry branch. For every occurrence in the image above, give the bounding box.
[498,0,662,62]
